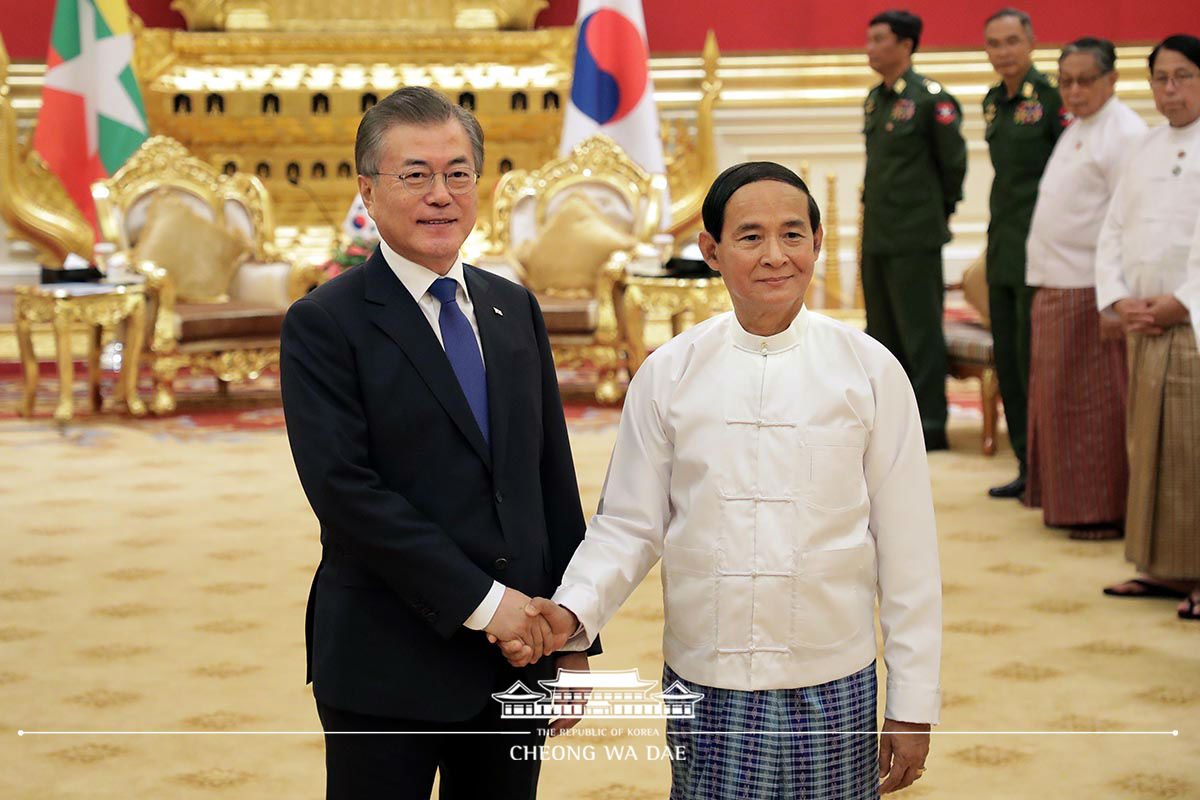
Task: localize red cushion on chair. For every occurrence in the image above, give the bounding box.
[944,319,994,366]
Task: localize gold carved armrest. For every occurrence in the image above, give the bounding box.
[286,260,327,301]
[594,249,632,346]
[126,256,180,354]
[636,175,670,243]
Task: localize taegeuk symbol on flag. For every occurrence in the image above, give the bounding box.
[561,0,669,225]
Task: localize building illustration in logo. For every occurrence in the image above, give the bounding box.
[492,668,704,719]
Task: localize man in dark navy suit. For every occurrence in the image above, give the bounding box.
[280,86,594,800]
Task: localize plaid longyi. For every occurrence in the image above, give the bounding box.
[664,662,878,800]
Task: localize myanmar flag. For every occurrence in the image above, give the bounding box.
[33,0,148,236]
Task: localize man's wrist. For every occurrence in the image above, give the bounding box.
[557,604,586,640]
[883,718,932,730]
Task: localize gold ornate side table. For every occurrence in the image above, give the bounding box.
[622,274,732,373]
[14,283,149,423]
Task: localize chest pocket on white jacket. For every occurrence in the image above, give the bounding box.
[801,427,869,511]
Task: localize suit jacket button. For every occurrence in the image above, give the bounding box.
[494,557,509,571]
[494,490,504,504]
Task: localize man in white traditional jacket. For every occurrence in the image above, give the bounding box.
[504,162,942,797]
[1095,35,1200,621]
[1023,37,1148,541]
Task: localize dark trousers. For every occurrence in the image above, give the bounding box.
[861,250,948,436]
[988,282,1036,475]
[317,685,547,800]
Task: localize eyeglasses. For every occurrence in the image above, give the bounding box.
[371,168,479,195]
[1058,72,1105,90]
[1149,71,1199,89]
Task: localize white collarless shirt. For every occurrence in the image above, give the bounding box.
[378,240,504,630]
[1026,96,1148,288]
[553,308,943,723]
[1096,116,1200,312]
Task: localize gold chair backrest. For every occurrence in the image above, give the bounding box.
[218,171,276,260]
[491,134,667,258]
[92,135,274,257]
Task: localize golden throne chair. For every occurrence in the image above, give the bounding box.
[489,134,669,403]
[91,135,323,414]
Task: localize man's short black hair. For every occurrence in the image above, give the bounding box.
[869,10,923,54]
[1149,34,1200,73]
[702,162,821,242]
[984,7,1034,38]
[1060,37,1117,74]
[355,86,484,177]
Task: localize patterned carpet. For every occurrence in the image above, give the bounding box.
[1,397,1197,799]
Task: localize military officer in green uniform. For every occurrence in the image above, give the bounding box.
[982,7,1069,498]
[862,9,967,451]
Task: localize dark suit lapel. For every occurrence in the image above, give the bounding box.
[465,265,513,475]
[363,252,491,469]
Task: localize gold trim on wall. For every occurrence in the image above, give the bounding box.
[171,0,549,32]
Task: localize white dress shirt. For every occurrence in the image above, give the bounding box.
[553,308,943,724]
[378,241,505,631]
[1026,96,1148,288]
[1096,116,1200,312]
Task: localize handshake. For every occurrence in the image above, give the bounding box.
[484,588,579,668]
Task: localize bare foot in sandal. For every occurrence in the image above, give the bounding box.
[1103,577,1189,599]
[1178,590,1200,620]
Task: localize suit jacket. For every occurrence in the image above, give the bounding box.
[280,248,591,722]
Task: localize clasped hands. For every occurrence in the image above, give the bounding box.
[1113,295,1189,336]
[483,589,579,667]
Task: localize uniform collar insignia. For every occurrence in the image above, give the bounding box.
[893,77,906,94]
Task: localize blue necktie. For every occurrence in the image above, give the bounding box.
[429,277,489,445]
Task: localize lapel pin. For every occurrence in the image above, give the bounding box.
[493,307,503,316]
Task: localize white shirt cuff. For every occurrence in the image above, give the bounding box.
[552,584,600,652]
[462,580,505,630]
[1095,285,1130,313]
[884,679,942,725]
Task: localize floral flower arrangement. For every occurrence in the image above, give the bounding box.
[321,238,373,281]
